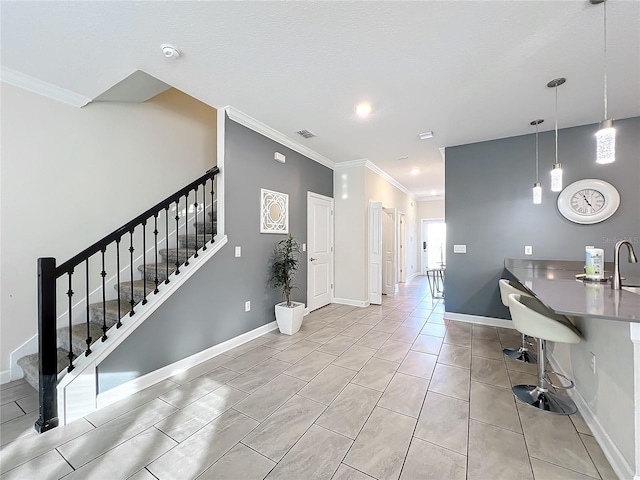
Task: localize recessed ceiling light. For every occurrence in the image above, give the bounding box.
[419,131,434,140]
[411,168,420,176]
[356,103,372,118]
[431,190,438,195]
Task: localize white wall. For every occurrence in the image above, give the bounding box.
[333,166,367,303]
[0,84,217,373]
[333,164,418,304]
[417,199,445,220]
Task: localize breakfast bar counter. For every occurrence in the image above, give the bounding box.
[504,259,640,322]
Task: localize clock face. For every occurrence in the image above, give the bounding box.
[557,179,620,224]
[570,189,606,216]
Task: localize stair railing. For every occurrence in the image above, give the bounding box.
[35,166,219,433]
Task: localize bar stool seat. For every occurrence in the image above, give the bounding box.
[499,279,537,364]
[507,293,582,415]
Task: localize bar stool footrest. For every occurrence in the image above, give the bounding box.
[502,347,537,364]
[545,371,575,390]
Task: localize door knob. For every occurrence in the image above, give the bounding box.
[310,257,317,262]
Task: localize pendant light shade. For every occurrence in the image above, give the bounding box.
[547,78,566,192]
[593,0,616,164]
[531,119,544,204]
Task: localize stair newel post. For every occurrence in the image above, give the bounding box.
[35,257,59,433]
[129,230,135,315]
[201,180,207,251]
[66,270,75,372]
[142,220,147,305]
[193,185,199,258]
[101,248,108,340]
[153,213,159,294]
[164,206,170,284]
[174,201,181,275]
[85,259,92,356]
[210,178,215,244]
[116,237,122,328]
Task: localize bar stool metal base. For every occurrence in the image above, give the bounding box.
[512,385,577,415]
[502,347,537,363]
[502,333,537,364]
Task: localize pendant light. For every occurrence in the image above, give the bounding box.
[592,0,616,164]
[531,119,544,204]
[547,77,566,192]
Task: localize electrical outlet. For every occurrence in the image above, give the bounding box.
[245,301,251,312]
[525,245,533,255]
[590,352,596,374]
[302,243,307,252]
[235,246,242,257]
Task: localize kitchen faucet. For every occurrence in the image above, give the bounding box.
[612,240,638,290]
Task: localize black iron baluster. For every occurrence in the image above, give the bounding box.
[66,270,75,372]
[85,260,92,356]
[129,230,135,315]
[142,220,147,305]
[184,193,190,267]
[153,213,159,294]
[101,248,108,341]
[201,180,207,251]
[210,178,215,244]
[193,185,199,258]
[175,200,181,275]
[116,238,122,328]
[165,206,170,284]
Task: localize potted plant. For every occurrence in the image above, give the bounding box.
[269,234,305,335]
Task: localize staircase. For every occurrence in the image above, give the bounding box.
[17,213,216,391]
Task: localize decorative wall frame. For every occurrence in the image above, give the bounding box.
[261,188,289,234]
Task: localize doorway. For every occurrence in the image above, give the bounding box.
[398,213,406,283]
[307,192,334,311]
[382,208,397,295]
[421,218,446,274]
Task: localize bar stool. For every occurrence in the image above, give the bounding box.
[499,279,537,364]
[507,293,582,415]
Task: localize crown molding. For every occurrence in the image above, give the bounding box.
[224,106,335,170]
[416,195,445,201]
[1,66,91,107]
[335,158,415,199]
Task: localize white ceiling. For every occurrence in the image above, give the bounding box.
[2,1,639,199]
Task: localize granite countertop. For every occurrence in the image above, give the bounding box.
[504,259,640,322]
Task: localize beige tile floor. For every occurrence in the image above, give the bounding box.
[0,277,618,480]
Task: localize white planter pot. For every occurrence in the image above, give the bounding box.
[275,301,305,335]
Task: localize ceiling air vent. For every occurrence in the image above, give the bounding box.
[296,129,316,139]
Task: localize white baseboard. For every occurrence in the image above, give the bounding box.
[548,353,635,480]
[407,272,419,281]
[333,297,369,308]
[97,320,278,409]
[444,312,515,329]
[9,335,37,381]
[0,370,11,384]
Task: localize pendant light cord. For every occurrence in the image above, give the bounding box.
[554,86,559,165]
[536,123,540,183]
[603,0,608,120]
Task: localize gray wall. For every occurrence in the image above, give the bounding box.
[445,117,640,319]
[97,116,333,392]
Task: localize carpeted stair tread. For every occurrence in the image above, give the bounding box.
[137,263,178,282]
[89,299,131,328]
[116,280,157,304]
[159,247,194,263]
[58,321,106,356]
[17,348,70,390]
[178,233,212,249]
[194,221,217,234]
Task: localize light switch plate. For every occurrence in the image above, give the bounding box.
[453,245,467,254]
[235,246,241,257]
[525,246,533,255]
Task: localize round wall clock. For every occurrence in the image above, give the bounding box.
[557,179,620,224]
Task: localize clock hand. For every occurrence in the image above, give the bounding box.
[581,194,594,208]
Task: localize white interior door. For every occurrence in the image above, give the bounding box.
[382,208,397,295]
[398,213,406,283]
[369,202,383,305]
[307,192,333,311]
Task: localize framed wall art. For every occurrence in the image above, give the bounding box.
[260,188,289,234]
